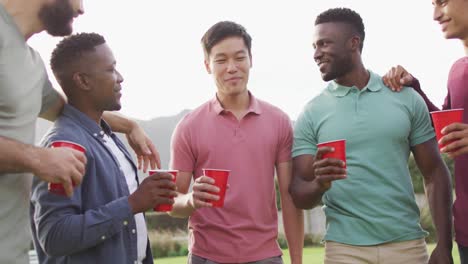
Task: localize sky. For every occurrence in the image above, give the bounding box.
[29,0,464,121]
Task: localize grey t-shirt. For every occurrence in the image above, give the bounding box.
[0,4,59,263]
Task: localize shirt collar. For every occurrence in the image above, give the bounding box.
[327,70,382,97]
[210,91,262,115]
[62,104,112,137]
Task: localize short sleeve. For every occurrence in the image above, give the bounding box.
[276,113,293,164]
[292,106,318,158]
[409,91,436,146]
[39,69,60,115]
[170,118,196,172]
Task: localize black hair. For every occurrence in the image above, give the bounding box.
[50,32,106,85]
[201,21,252,58]
[315,8,365,52]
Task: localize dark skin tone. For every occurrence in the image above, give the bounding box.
[290,22,453,264]
[68,43,177,213]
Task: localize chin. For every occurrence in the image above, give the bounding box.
[321,73,334,82]
[46,25,73,37]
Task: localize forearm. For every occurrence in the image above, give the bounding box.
[424,164,453,247]
[168,192,196,218]
[289,177,325,209]
[37,196,133,256]
[0,136,42,174]
[281,192,304,264]
[102,112,137,134]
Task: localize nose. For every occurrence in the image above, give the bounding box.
[313,47,323,63]
[226,59,238,73]
[76,0,85,15]
[116,69,124,83]
[433,5,442,22]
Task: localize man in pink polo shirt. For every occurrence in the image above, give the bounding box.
[169,21,304,264]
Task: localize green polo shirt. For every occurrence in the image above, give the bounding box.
[293,71,435,245]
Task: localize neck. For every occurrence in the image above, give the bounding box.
[335,59,369,89]
[0,0,43,40]
[216,89,250,112]
[68,99,103,125]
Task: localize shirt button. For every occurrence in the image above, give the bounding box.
[101,235,106,240]
[132,229,136,234]
[100,131,105,135]
[93,133,98,137]
[123,220,128,226]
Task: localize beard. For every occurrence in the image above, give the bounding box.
[321,53,354,82]
[38,0,75,36]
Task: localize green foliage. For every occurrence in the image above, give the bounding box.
[277,234,289,249]
[275,179,281,211]
[148,229,188,258]
[145,212,188,231]
[420,205,437,243]
[409,153,454,194]
[303,234,323,247]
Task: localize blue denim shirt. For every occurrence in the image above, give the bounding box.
[30,104,153,264]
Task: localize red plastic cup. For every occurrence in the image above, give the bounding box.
[317,139,346,168]
[430,109,464,149]
[48,140,86,196]
[203,168,230,207]
[149,169,177,212]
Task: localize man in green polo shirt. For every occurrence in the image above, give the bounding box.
[289,7,453,264]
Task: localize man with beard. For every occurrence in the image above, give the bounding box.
[30,32,176,264]
[289,8,453,264]
[382,0,468,262]
[0,1,160,263]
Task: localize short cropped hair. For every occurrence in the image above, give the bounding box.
[50,32,106,85]
[315,8,365,52]
[201,21,252,58]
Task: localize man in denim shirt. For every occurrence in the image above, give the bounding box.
[30,33,177,264]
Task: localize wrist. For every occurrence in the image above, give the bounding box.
[126,119,138,135]
[187,193,196,210]
[26,145,43,175]
[127,194,140,214]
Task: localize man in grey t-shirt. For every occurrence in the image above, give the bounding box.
[0,1,161,263]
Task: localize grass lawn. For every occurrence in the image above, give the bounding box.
[155,243,461,264]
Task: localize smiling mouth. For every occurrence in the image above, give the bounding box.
[438,19,450,31]
[225,77,241,82]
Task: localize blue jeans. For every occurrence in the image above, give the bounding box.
[459,243,468,264]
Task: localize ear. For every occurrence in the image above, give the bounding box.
[349,36,361,52]
[204,59,212,74]
[72,72,91,91]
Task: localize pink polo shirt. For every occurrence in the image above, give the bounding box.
[170,92,292,263]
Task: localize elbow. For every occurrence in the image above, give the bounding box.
[41,239,65,257]
[38,226,72,257]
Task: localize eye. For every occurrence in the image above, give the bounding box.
[215,59,226,64]
[435,0,448,6]
[235,56,246,61]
